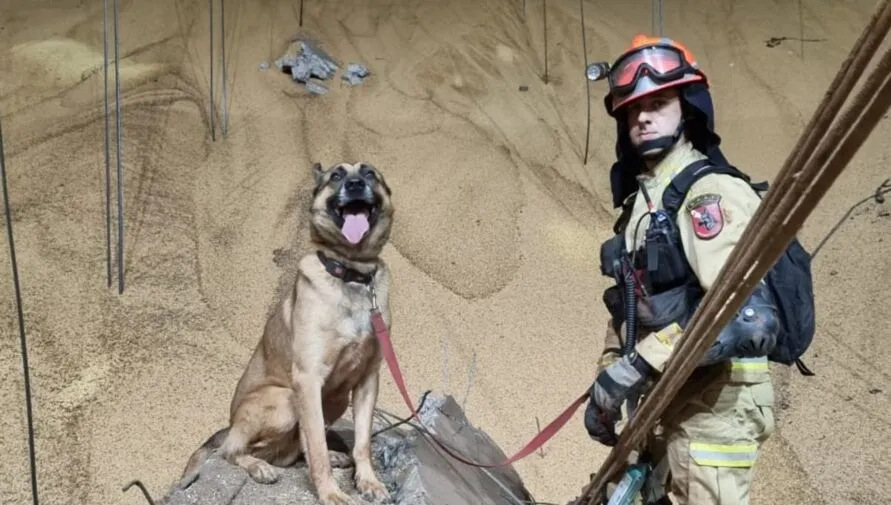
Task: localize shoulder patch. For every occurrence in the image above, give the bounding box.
[686,193,724,240]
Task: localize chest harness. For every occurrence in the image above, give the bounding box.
[600,162,705,357]
[599,160,789,371]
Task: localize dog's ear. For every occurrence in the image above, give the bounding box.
[312,162,325,187]
[379,177,392,196]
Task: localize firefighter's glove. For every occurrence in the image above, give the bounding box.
[584,398,620,446]
[584,352,654,446]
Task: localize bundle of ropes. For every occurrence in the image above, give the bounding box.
[571,0,891,502]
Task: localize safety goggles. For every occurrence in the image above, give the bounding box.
[608,44,699,97]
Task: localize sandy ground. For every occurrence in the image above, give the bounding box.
[1,1,889,504]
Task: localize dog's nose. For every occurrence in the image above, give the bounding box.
[345,177,365,192]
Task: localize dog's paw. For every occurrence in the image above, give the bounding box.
[246,460,279,484]
[356,475,390,501]
[318,486,355,505]
[328,450,354,468]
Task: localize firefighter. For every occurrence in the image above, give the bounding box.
[583,35,778,505]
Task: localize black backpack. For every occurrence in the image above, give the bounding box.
[657,159,818,376]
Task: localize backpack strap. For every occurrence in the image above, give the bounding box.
[612,158,771,232]
[661,159,767,219]
[612,192,638,235]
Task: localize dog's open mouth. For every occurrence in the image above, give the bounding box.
[331,199,379,245]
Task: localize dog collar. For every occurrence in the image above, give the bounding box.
[316,250,376,285]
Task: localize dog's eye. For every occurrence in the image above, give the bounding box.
[330,169,345,182]
[363,171,377,182]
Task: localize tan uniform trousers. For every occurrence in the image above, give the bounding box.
[620,358,775,505]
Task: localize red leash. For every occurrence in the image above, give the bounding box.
[371,309,589,468]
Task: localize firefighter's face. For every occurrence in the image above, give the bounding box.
[626,88,683,152]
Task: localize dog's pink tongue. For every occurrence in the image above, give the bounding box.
[342,212,370,244]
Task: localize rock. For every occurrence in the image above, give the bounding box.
[304,81,328,96]
[342,64,371,86]
[154,394,534,505]
[275,39,339,83]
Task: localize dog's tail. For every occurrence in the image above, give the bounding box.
[177,427,230,490]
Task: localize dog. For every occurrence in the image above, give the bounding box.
[179,161,395,505]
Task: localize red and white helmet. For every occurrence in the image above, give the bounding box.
[605,34,708,114]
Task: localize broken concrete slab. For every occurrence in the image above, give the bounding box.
[155,394,534,505]
[271,36,371,94]
[275,39,339,82]
[304,81,329,95]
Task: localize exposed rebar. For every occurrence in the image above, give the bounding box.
[1,117,40,505]
[113,0,125,294]
[659,0,664,35]
[543,0,548,83]
[122,480,156,505]
[799,0,805,58]
[103,0,112,289]
[209,0,216,141]
[652,0,665,36]
[651,0,656,35]
[441,330,449,392]
[580,0,591,165]
[221,0,228,137]
[460,350,477,411]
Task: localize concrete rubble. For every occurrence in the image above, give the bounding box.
[271,37,371,95]
[155,394,535,505]
[342,64,370,86]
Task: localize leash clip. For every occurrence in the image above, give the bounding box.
[367,283,378,311]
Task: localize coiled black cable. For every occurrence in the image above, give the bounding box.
[621,265,638,355]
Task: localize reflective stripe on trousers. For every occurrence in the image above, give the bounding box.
[729,356,769,383]
[689,442,759,468]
